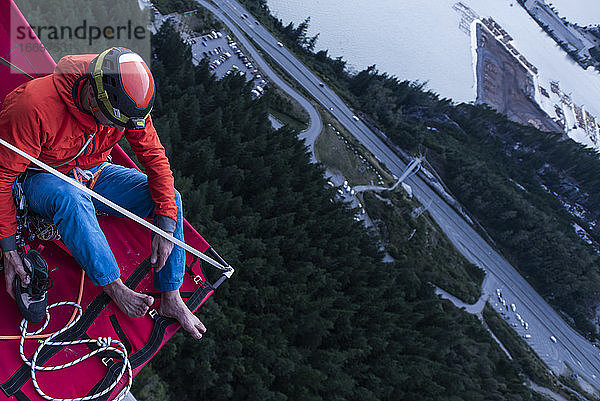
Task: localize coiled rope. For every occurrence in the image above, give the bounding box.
[19,302,131,401]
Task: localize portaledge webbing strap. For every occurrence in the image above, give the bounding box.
[88,283,215,401]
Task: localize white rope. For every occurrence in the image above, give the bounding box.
[0,137,234,278]
[19,302,132,401]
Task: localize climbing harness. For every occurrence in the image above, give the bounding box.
[72,164,109,190]
[13,179,61,246]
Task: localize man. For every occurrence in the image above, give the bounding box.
[0,47,205,339]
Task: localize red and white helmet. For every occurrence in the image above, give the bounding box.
[87,47,155,130]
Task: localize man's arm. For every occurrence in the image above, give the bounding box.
[124,116,177,223]
[0,90,43,244]
[0,90,43,295]
[125,116,177,270]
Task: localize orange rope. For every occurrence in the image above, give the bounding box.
[0,268,86,340]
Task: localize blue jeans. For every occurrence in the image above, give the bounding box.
[22,163,185,291]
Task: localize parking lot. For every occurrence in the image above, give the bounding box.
[188,30,267,97]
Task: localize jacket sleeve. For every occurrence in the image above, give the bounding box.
[124,116,177,223]
[0,96,43,251]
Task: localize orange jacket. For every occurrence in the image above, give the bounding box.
[0,55,176,250]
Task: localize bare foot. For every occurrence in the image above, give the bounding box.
[103,278,154,318]
[158,290,206,339]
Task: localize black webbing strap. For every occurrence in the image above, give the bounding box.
[0,259,152,397]
[13,390,31,401]
[109,315,132,355]
[145,291,194,298]
[85,361,122,401]
[86,281,215,401]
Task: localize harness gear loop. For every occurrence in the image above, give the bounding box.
[71,163,108,190]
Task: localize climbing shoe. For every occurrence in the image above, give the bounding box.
[14,250,51,323]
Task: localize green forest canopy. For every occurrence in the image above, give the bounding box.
[239,0,600,339]
[133,23,543,401]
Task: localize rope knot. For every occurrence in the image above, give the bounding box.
[96,336,112,348]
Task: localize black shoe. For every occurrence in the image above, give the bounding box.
[14,250,50,323]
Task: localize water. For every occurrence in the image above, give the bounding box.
[547,0,600,26]
[267,0,600,118]
[268,0,475,102]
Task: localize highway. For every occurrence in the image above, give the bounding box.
[199,0,600,390]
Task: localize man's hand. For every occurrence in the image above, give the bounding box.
[150,233,174,272]
[4,250,30,300]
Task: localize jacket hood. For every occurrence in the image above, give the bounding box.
[52,54,98,131]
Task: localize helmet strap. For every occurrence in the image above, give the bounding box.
[88,49,130,127]
[71,75,92,115]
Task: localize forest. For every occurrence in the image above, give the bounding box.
[344,68,600,339]
[239,0,600,340]
[131,23,549,401]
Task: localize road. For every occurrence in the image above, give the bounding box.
[196,0,321,163]
[200,0,600,391]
